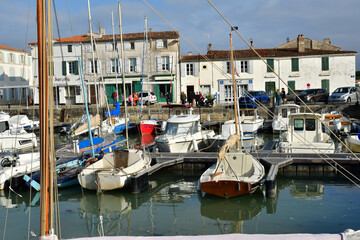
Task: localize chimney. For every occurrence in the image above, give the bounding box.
[249,38,253,48]
[149,28,152,32]
[188,51,192,56]
[100,27,105,35]
[297,34,305,53]
[323,38,331,45]
[208,43,212,51]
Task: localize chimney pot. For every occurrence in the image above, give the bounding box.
[208,43,212,51]
[149,28,152,32]
[188,51,192,56]
[323,38,331,45]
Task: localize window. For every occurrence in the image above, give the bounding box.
[240,60,248,73]
[161,56,170,71]
[291,58,299,72]
[321,57,329,71]
[68,61,76,74]
[9,53,14,63]
[75,86,81,95]
[111,59,119,73]
[267,59,274,72]
[90,60,99,74]
[294,119,304,131]
[226,61,231,74]
[10,68,15,81]
[20,55,25,64]
[68,45,73,53]
[130,42,135,50]
[305,119,316,131]
[129,58,136,72]
[163,40,168,48]
[11,88,16,99]
[281,109,288,118]
[0,67,4,80]
[186,63,194,76]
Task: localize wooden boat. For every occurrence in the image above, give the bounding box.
[78,148,151,191]
[272,104,300,132]
[278,113,335,153]
[200,134,265,198]
[346,134,360,153]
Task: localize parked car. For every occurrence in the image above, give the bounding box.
[239,90,270,104]
[294,88,329,104]
[328,87,360,103]
[286,90,304,102]
[126,92,157,105]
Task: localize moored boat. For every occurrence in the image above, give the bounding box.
[272,104,300,132]
[346,134,360,153]
[137,119,161,135]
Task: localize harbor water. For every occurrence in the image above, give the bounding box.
[0,132,360,239]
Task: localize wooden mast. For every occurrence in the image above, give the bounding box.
[38,0,50,236]
[230,33,240,149]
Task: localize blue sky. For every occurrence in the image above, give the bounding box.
[1,0,359,70]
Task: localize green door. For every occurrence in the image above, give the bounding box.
[155,83,172,102]
[288,81,296,93]
[321,79,330,92]
[265,82,276,96]
[106,84,116,104]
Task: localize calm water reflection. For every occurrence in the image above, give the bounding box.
[1,170,360,239]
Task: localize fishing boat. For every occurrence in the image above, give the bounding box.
[346,133,360,153]
[137,119,162,135]
[155,114,215,153]
[272,104,300,132]
[78,148,151,191]
[278,113,335,153]
[199,134,265,198]
[322,111,352,134]
[0,150,40,190]
[238,106,264,134]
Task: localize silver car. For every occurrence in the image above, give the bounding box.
[328,87,360,103]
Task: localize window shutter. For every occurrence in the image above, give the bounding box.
[105,43,112,52]
[74,61,79,75]
[124,59,130,73]
[194,62,199,77]
[156,57,162,71]
[118,59,122,74]
[2,53,5,63]
[7,53,10,63]
[62,61,67,76]
[322,57,329,71]
[97,60,101,74]
[156,40,162,49]
[85,44,90,53]
[136,57,141,73]
[248,60,253,74]
[169,56,173,71]
[124,42,130,50]
[234,60,240,74]
[85,60,90,74]
[222,61,227,74]
[28,56,31,66]
[267,59,274,72]
[181,63,186,76]
[106,59,111,73]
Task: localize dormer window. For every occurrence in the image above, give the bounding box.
[68,45,73,53]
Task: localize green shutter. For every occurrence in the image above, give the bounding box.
[62,61,67,76]
[288,81,296,93]
[321,79,330,91]
[291,58,299,72]
[321,57,329,71]
[265,82,276,96]
[74,61,79,75]
[267,59,274,73]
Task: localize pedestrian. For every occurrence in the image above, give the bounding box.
[281,88,286,104]
[133,92,139,106]
[112,91,117,106]
[181,91,187,104]
[275,89,281,106]
[128,94,133,106]
[166,92,170,104]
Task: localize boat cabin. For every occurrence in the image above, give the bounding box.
[164,115,200,136]
[275,104,300,118]
[287,113,324,143]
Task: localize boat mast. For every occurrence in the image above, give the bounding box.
[145,16,151,118]
[230,33,240,149]
[111,11,120,105]
[118,2,129,148]
[38,0,50,236]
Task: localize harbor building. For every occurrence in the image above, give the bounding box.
[30,29,180,105]
[180,34,357,103]
[0,44,33,105]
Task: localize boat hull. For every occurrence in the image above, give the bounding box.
[137,122,160,135]
[346,135,360,153]
[201,180,260,198]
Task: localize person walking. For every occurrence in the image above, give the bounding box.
[112,91,117,106]
[275,89,281,106]
[281,88,286,105]
[181,91,187,105]
[166,92,170,105]
[133,92,139,106]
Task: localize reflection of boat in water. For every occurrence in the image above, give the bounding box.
[198,190,265,221]
[290,184,324,200]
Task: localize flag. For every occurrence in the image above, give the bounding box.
[234,68,240,77]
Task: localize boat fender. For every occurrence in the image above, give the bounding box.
[1,158,16,168]
[85,157,98,167]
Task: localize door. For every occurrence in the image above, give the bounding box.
[90,85,97,104]
[187,85,194,103]
[265,82,276,97]
[321,79,330,92]
[288,81,295,94]
[106,84,116,104]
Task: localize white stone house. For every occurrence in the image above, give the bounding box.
[180,35,357,103]
[0,44,33,105]
[30,29,180,105]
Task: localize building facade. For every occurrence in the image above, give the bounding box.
[180,35,357,103]
[0,44,33,105]
[30,29,180,105]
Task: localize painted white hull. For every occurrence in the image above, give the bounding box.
[0,151,40,190]
[242,119,264,134]
[78,149,151,191]
[346,135,360,153]
[0,131,37,151]
[272,118,289,132]
[156,130,215,153]
[279,142,335,153]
